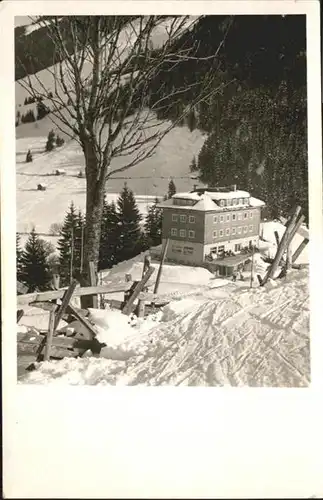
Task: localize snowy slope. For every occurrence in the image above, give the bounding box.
[260,221,309,265]
[20,268,310,387]
[16,126,205,234]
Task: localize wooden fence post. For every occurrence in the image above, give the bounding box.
[153,239,169,295]
[54,279,78,330]
[44,308,56,361]
[89,261,98,309]
[122,267,155,315]
[292,238,309,263]
[262,206,302,284]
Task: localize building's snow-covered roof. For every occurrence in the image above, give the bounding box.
[207,190,250,200]
[249,197,266,207]
[192,194,218,211]
[172,192,201,201]
[157,190,265,212]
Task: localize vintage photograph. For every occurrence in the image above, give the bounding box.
[15,14,310,386]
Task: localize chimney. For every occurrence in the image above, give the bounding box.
[232,184,237,192]
[193,184,197,191]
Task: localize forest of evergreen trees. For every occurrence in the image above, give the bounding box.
[17,183,166,291]
[147,15,308,220]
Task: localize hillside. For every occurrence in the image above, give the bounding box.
[16,124,205,234]
[19,267,310,387]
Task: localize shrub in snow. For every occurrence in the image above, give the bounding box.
[26,149,33,162]
[56,135,65,147]
[45,130,56,152]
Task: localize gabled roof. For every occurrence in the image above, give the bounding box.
[157,191,266,212]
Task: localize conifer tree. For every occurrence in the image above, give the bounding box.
[99,199,119,271]
[26,149,33,163]
[16,233,24,283]
[189,156,198,172]
[187,108,197,132]
[57,202,85,285]
[45,130,56,152]
[167,179,177,199]
[20,228,51,292]
[144,197,162,247]
[116,183,143,262]
[37,100,49,120]
[56,134,65,147]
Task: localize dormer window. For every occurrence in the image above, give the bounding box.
[220,200,224,207]
[227,199,232,207]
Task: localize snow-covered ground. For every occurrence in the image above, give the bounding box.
[19,267,310,387]
[16,126,205,234]
[260,220,309,265]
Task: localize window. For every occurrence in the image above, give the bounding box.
[220,215,224,223]
[232,198,237,206]
[244,212,248,219]
[220,200,224,207]
[213,230,217,238]
[183,246,194,255]
[172,214,178,222]
[249,225,253,232]
[188,230,195,239]
[227,199,232,206]
[180,214,187,223]
[237,227,242,234]
[244,198,249,204]
[189,215,195,224]
[249,211,253,218]
[238,213,242,220]
[226,228,230,236]
[211,246,217,253]
[244,226,248,233]
[218,245,225,254]
[232,214,236,221]
[179,229,186,238]
[172,245,182,254]
[232,227,236,235]
[171,228,177,236]
[213,216,218,223]
[239,198,243,204]
[226,214,230,222]
[235,243,241,252]
[219,229,224,237]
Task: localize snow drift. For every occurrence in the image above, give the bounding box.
[20,268,310,387]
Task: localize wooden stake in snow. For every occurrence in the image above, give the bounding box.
[262,206,302,284]
[89,261,98,309]
[292,238,309,263]
[44,308,57,361]
[54,279,78,330]
[142,254,151,280]
[122,267,155,316]
[274,231,280,247]
[153,238,169,295]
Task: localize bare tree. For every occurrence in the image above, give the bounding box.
[17,15,233,300]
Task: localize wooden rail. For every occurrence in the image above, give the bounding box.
[17,282,132,305]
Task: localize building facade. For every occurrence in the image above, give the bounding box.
[158,186,265,266]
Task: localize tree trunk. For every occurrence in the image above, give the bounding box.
[80,138,108,308]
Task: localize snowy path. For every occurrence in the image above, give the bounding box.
[21,269,310,387]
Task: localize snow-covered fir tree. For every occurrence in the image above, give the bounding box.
[20,228,51,292]
[99,199,119,271]
[167,179,177,199]
[144,197,162,247]
[16,233,24,283]
[57,202,85,285]
[116,183,144,262]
